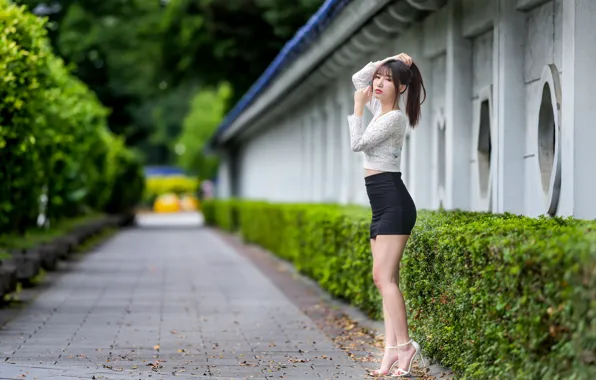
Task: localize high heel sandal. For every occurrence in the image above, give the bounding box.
[369,345,400,377]
[391,339,427,377]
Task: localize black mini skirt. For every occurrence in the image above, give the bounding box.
[365,172,417,239]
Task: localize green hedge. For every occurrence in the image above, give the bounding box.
[0,1,144,234]
[203,199,595,380]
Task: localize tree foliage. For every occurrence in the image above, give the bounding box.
[158,0,323,104]
[0,0,144,234]
[14,0,323,166]
[175,83,233,180]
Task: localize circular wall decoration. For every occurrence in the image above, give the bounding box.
[477,99,492,199]
[472,85,494,211]
[432,109,447,208]
[537,64,562,215]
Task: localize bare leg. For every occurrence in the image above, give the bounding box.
[383,299,398,346]
[370,238,400,375]
[372,235,416,374]
[373,238,398,346]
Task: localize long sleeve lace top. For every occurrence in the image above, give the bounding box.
[347,61,407,172]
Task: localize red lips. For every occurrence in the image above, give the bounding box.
[375,89,383,94]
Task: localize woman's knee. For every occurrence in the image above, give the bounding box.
[372,266,395,292]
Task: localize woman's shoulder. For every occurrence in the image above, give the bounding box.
[381,110,407,134]
[376,109,404,123]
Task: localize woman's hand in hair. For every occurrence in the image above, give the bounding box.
[375,53,412,67]
[394,53,412,67]
[353,86,371,116]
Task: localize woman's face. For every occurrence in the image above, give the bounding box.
[372,67,396,105]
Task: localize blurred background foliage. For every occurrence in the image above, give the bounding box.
[1,0,145,233]
[14,0,324,177]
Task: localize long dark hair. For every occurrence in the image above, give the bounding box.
[373,59,426,128]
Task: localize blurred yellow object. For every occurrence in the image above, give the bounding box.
[153,193,181,213]
[144,175,199,205]
[180,195,199,211]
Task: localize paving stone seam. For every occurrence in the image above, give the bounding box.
[106,260,144,366]
[5,284,73,362]
[191,277,212,377]
[56,280,107,364]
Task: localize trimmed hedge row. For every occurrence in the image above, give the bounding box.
[202,199,596,380]
[0,0,144,235]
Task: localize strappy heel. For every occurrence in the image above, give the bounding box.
[391,339,427,377]
[369,345,400,377]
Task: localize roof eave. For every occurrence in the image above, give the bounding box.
[209,0,446,150]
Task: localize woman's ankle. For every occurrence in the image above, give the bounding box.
[395,338,411,346]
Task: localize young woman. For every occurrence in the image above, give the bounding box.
[347,53,426,377]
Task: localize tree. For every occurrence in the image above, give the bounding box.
[14,0,324,164]
[158,0,323,106]
[15,0,166,144]
[175,82,232,180]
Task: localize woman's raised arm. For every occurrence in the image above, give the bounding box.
[351,61,378,91]
[352,54,412,90]
[351,61,382,115]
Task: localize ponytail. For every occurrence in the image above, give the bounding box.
[405,62,426,128]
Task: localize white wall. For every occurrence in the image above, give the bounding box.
[216,0,596,220]
[215,152,232,199]
[424,8,448,209]
[236,114,304,202]
[523,0,565,217]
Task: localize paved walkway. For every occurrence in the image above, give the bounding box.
[0,214,368,379]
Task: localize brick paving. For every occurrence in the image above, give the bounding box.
[0,214,370,379]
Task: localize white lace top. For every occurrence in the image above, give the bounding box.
[347,61,407,172]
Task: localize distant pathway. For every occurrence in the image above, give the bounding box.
[0,214,368,379]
